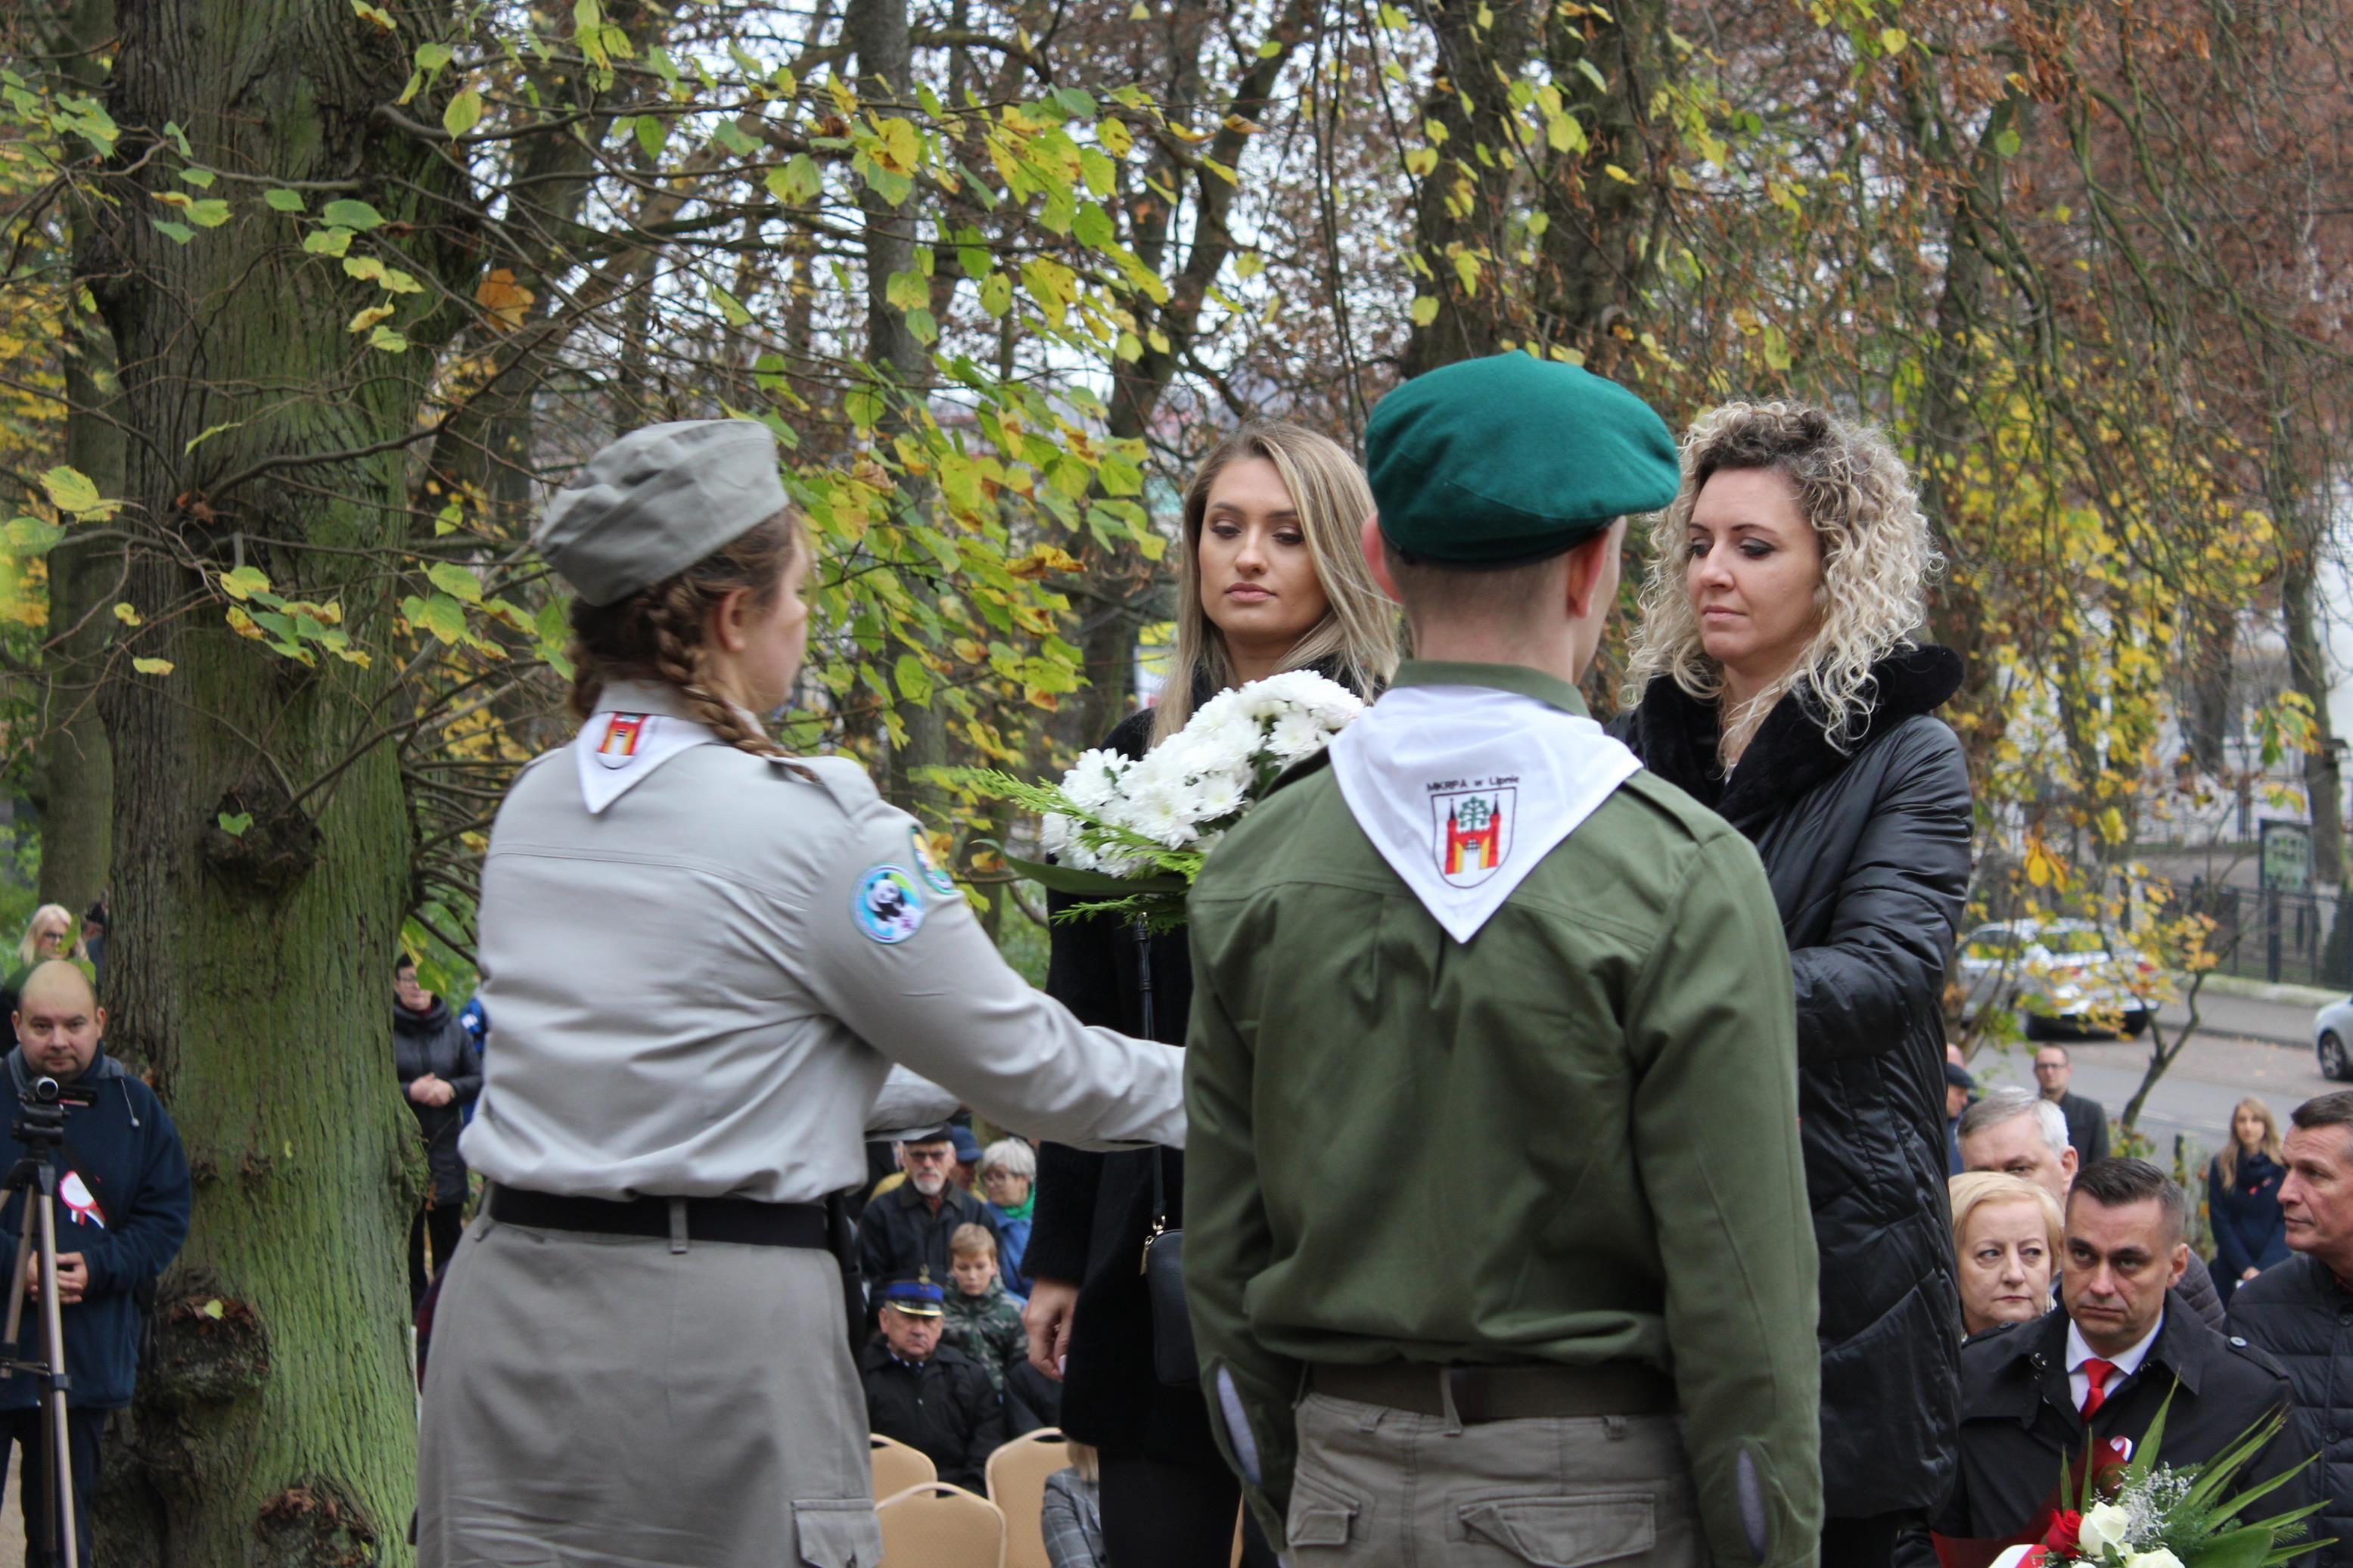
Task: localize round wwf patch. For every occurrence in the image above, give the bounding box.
[853,866,927,945]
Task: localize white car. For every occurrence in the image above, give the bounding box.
[1956,918,2159,1040]
[2314,996,2353,1080]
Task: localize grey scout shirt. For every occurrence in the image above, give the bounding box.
[461,682,1186,1203]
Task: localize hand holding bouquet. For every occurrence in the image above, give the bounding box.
[962,669,1364,930]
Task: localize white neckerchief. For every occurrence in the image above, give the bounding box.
[1329,682,1640,943]
[573,682,719,815]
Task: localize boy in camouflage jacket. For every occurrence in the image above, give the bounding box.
[940,1222,1027,1394]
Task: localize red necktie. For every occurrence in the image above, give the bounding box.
[2080,1358,2118,1422]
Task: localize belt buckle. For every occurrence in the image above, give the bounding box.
[1444,1367,1494,1424]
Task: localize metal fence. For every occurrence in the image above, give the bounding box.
[2180,879,2353,989]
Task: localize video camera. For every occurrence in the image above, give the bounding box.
[12,1076,96,1150]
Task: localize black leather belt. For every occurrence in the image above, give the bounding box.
[488,1187,828,1250]
[1309,1362,1677,1423]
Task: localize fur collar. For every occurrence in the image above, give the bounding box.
[1626,645,1963,839]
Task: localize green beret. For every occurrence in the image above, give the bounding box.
[1366,352,1681,565]
[534,419,788,605]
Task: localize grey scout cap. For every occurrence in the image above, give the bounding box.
[534,419,789,605]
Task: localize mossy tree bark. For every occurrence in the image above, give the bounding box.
[86,1,468,1560]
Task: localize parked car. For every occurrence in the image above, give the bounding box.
[2315,995,2353,1080]
[1956,918,2159,1039]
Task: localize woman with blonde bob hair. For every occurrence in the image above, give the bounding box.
[1026,420,1396,1568]
[1612,399,1975,1566]
[1947,1171,2064,1338]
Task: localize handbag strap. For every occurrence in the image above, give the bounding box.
[1133,918,1170,1234]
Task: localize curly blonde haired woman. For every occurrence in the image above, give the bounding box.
[1612,400,1975,1567]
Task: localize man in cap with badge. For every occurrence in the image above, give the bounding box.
[1182,354,1823,1566]
[859,1271,1009,1489]
[417,419,1186,1566]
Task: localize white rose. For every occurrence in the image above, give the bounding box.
[2122,1552,2184,1568]
[2078,1502,2134,1557]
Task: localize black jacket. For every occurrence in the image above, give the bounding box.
[1936,1297,2307,1539]
[1615,646,1973,1517]
[856,1180,996,1293]
[2210,1150,2292,1299]
[2057,1091,2110,1167]
[1027,705,1222,1466]
[859,1339,1007,1490]
[394,997,482,1206]
[2227,1252,2353,1565]
[0,1046,191,1410]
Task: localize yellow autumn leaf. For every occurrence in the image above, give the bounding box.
[112,602,141,626]
[132,657,173,675]
[348,304,396,333]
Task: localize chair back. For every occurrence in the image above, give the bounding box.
[878,1482,1007,1568]
[984,1428,1070,1568]
[870,1433,937,1501]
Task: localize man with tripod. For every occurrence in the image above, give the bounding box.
[0,960,190,1564]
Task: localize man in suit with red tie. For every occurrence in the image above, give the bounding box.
[1935,1158,2308,1541]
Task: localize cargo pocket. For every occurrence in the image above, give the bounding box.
[1457,1492,1656,1568]
[793,1498,884,1568]
[1285,1473,1363,1552]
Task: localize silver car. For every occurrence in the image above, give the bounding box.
[2314,995,2353,1080]
[1956,918,2159,1040]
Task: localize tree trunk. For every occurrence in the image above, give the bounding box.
[38,0,125,923]
[851,0,947,812]
[2282,527,2345,883]
[89,1,466,1559]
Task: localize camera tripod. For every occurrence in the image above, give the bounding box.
[1,1079,82,1567]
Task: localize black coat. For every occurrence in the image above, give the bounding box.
[1027,706,1222,1467]
[1615,645,1973,1517]
[859,1339,1007,1491]
[1935,1297,2307,1539]
[2210,1150,2292,1299]
[856,1180,997,1293]
[2227,1252,2353,1565]
[393,997,482,1206]
[2057,1091,2110,1167]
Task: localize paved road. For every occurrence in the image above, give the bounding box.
[1962,987,2341,1162]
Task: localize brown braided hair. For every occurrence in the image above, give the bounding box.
[566,510,798,759]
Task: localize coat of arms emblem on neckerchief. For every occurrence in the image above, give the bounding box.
[595,712,651,768]
[1429,783,1515,886]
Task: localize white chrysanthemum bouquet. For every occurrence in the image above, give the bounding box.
[965,669,1363,930]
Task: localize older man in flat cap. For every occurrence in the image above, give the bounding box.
[1182,354,1823,1566]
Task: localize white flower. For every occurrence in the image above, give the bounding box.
[2079,1502,2134,1558]
[1266,708,1333,762]
[2122,1552,2184,1568]
[1040,812,1074,857]
[1988,1549,2039,1568]
[1061,750,1130,813]
[1192,772,1246,821]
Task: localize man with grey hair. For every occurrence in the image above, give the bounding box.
[1960,1084,2227,1327]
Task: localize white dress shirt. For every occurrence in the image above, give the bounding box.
[2067,1313,2162,1412]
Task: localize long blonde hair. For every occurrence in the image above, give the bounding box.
[2218,1096,2286,1185]
[1151,422,1399,746]
[16,905,82,970]
[1623,401,1941,764]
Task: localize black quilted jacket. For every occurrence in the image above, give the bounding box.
[1614,645,1975,1517]
[2227,1251,2353,1566]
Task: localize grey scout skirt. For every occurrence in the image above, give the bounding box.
[416,1209,882,1567]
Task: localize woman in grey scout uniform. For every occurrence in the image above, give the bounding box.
[1023,422,1398,1568]
[415,419,1186,1568]
[1614,402,1974,1568]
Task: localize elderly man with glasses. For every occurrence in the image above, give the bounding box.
[857,1124,999,1302]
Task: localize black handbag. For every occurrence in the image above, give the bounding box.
[1133,921,1200,1389]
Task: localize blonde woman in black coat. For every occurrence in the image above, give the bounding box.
[1613,402,1974,1568]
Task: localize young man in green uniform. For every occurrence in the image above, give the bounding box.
[1183,352,1824,1567]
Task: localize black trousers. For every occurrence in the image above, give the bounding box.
[0,1405,105,1567]
[1099,1454,1279,1568]
[410,1201,465,1314]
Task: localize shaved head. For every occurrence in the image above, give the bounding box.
[14,959,102,1080]
[20,959,95,1012]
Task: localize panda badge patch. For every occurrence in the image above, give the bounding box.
[853,866,927,945]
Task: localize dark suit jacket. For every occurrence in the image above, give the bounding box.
[1935,1293,2305,1539]
[2057,1091,2110,1166]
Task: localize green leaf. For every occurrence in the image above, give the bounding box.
[534,598,570,657]
[218,566,272,601]
[132,657,174,676]
[1575,57,1609,91]
[1073,200,1114,250]
[844,385,885,431]
[1994,126,2022,157]
[187,198,231,228]
[1410,294,1440,326]
[1098,454,1143,497]
[415,41,453,70]
[3,518,61,557]
[184,418,247,454]
[40,466,103,516]
[712,284,754,326]
[978,272,1012,318]
[320,198,385,230]
[302,227,355,256]
[426,561,483,602]
[893,654,935,706]
[179,166,216,188]
[765,155,823,204]
[443,87,483,137]
[904,308,937,345]
[263,187,306,213]
[403,593,468,645]
[151,219,194,245]
[886,268,931,312]
[216,812,253,837]
[1256,39,1282,57]
[368,324,410,354]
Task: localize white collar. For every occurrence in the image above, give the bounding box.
[2067,1312,2162,1380]
[1328,682,1639,943]
[573,680,717,815]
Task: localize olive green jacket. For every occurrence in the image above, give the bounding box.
[1181,661,1823,1566]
